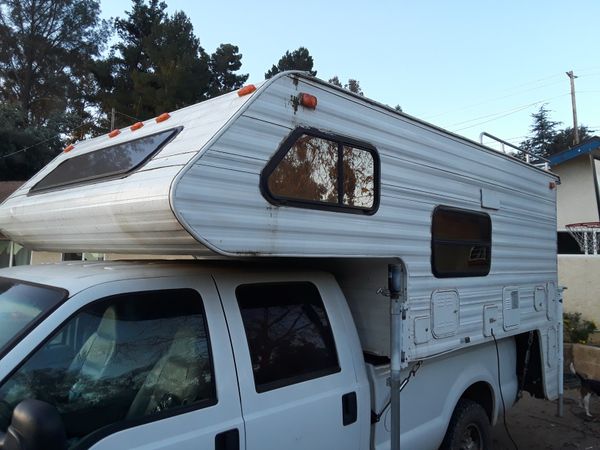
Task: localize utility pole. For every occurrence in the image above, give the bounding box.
[110,108,116,131]
[566,71,579,145]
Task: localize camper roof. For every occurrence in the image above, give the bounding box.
[0,72,557,258]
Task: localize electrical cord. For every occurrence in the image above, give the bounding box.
[491,329,519,450]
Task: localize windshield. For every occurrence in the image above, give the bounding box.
[0,278,67,356]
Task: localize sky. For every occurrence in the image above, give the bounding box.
[100,0,600,153]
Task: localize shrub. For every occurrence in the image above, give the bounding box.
[564,312,597,344]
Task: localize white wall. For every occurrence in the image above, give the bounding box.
[553,156,598,229]
[559,255,600,323]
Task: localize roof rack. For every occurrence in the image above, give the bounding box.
[479,132,550,170]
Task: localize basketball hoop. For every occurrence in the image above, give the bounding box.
[565,222,600,255]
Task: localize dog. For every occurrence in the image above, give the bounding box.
[570,362,600,417]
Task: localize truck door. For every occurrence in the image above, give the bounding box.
[215,273,362,450]
[0,277,244,450]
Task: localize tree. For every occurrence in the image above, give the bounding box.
[519,105,561,159]
[0,0,108,126]
[265,47,316,79]
[207,44,249,97]
[95,1,249,128]
[0,103,67,180]
[94,0,212,128]
[328,76,364,96]
[547,125,594,156]
[519,105,596,159]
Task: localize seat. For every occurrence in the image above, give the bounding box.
[126,325,207,419]
[68,306,120,402]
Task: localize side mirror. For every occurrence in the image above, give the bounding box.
[0,399,66,450]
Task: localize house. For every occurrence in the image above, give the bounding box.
[549,136,600,323]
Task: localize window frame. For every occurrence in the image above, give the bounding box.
[0,288,217,450]
[431,205,492,278]
[235,281,341,393]
[260,127,380,215]
[29,127,183,195]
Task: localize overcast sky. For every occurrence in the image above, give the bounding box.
[101,0,600,152]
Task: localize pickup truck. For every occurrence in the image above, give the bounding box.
[0,260,517,450]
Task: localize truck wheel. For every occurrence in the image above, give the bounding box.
[439,399,492,450]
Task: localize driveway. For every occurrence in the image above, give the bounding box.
[492,388,600,449]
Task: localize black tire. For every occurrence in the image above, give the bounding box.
[439,399,492,450]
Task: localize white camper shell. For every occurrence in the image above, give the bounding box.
[0,72,562,449]
[0,71,560,359]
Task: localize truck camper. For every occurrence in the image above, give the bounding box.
[0,72,561,450]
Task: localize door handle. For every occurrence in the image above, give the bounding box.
[342,391,357,426]
[215,428,239,450]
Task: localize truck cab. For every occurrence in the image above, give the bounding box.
[0,261,370,450]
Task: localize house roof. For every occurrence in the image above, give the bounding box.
[0,181,24,203]
[548,136,600,166]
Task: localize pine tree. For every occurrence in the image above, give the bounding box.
[548,125,594,155]
[94,0,211,127]
[519,105,561,159]
[207,44,249,97]
[265,47,316,79]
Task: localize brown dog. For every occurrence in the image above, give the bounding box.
[570,362,600,417]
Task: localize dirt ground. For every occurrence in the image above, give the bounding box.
[492,388,600,449]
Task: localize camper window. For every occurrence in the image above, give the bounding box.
[431,206,491,278]
[236,282,341,393]
[262,128,379,214]
[29,128,181,194]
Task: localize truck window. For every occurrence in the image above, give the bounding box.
[0,278,66,357]
[235,282,340,393]
[30,127,181,193]
[0,289,215,448]
[262,128,379,214]
[431,206,492,277]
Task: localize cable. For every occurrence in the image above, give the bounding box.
[491,329,519,450]
[113,110,141,122]
[423,74,566,121]
[0,115,108,160]
[451,93,571,132]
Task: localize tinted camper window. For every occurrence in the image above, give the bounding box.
[262,129,379,214]
[30,128,180,193]
[432,206,491,278]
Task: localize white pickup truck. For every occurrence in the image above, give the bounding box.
[0,72,561,450]
[0,260,518,450]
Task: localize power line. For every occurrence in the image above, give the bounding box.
[113,110,141,122]
[0,116,108,161]
[424,67,600,122]
[451,94,570,133]
[423,75,565,121]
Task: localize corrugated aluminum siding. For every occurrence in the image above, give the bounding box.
[0,87,256,254]
[174,74,559,398]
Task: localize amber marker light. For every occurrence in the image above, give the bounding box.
[108,129,121,138]
[237,84,257,96]
[549,181,557,190]
[299,92,318,109]
[156,113,171,123]
[130,122,144,131]
[63,144,75,153]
